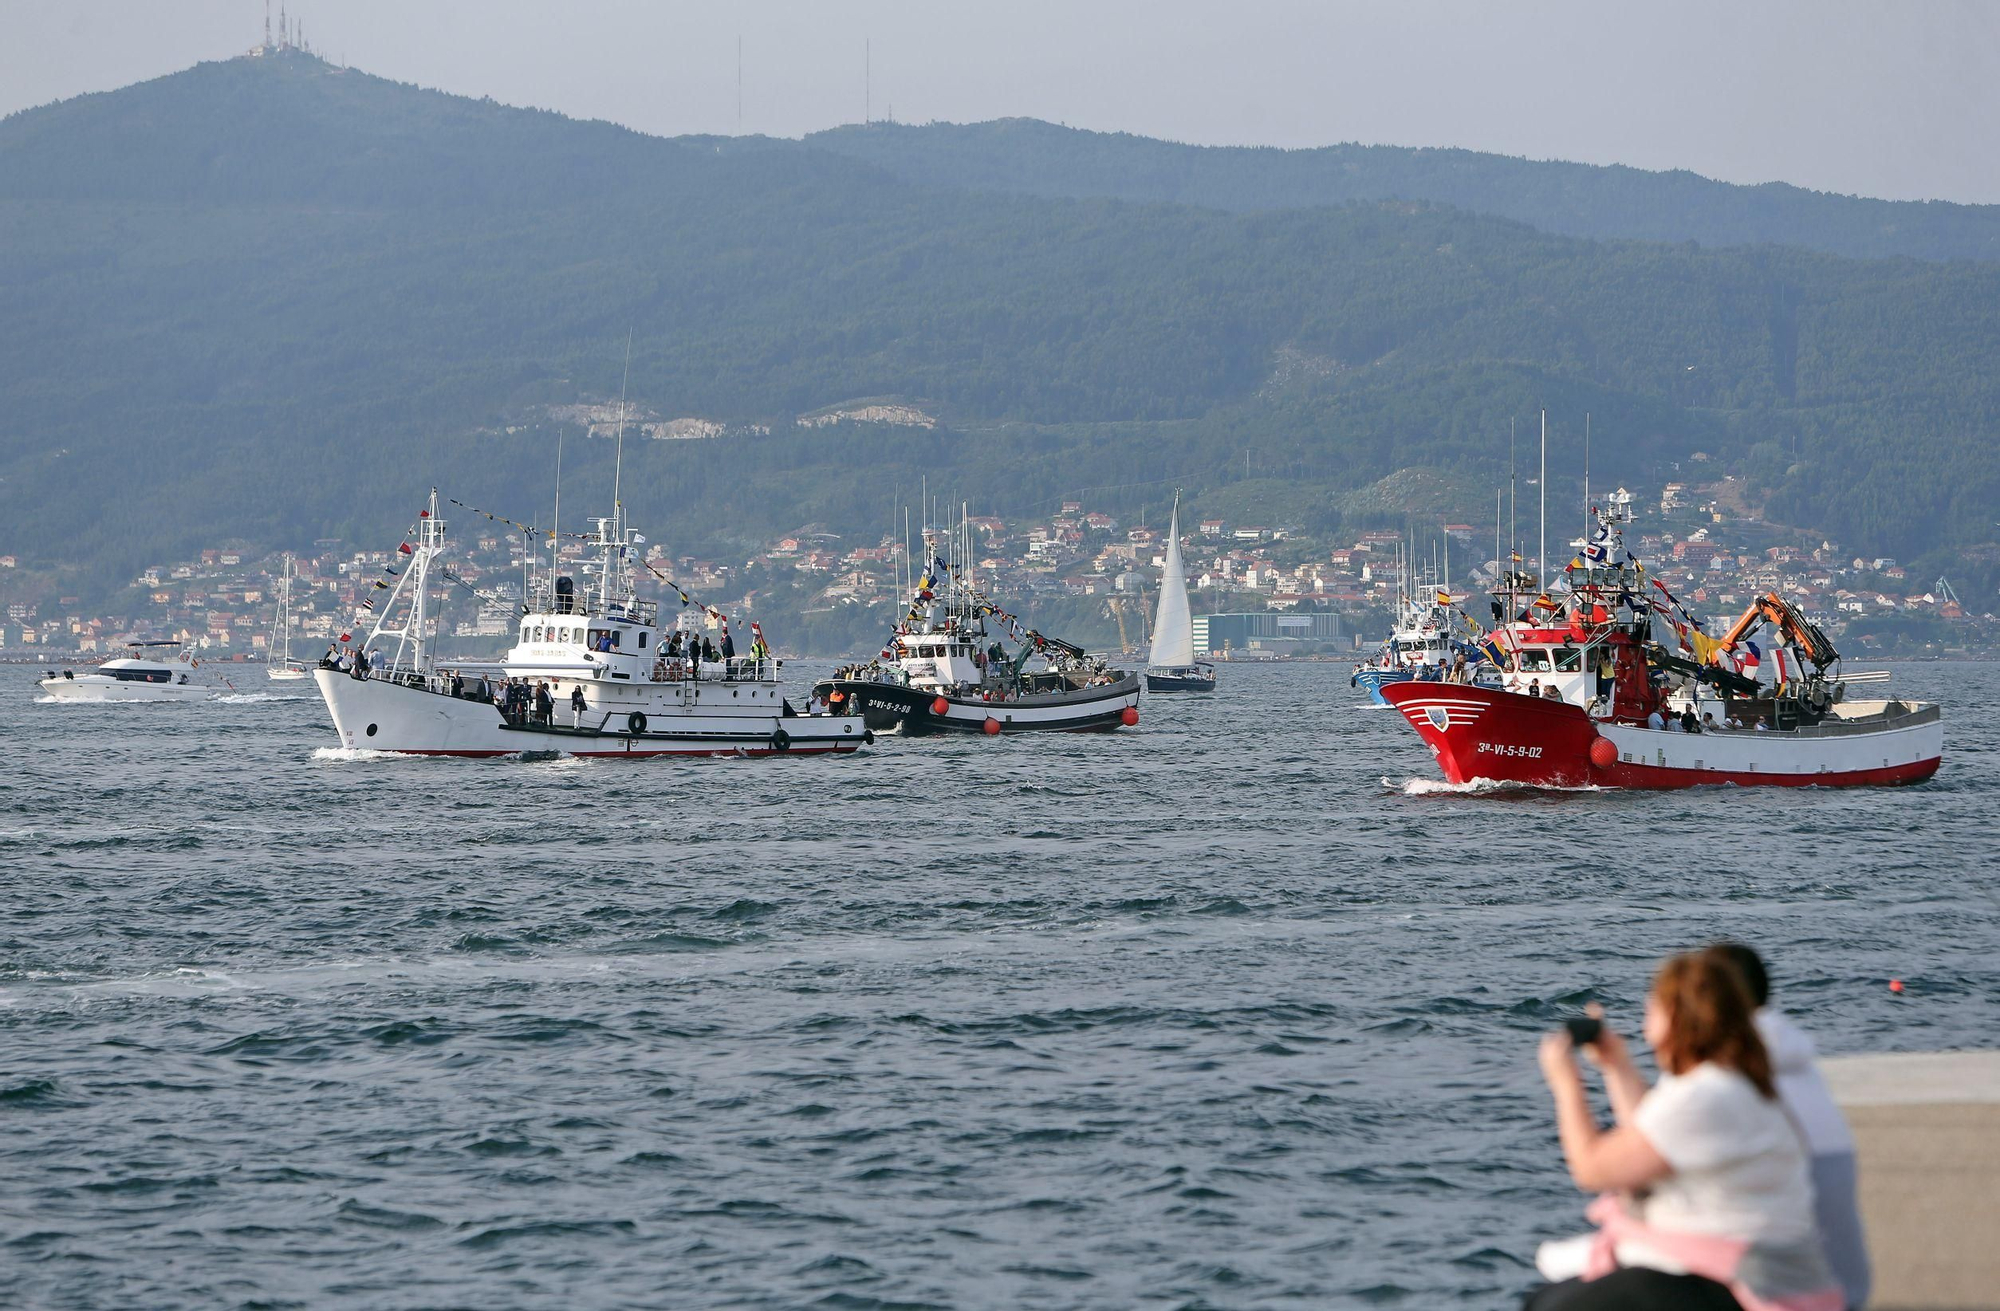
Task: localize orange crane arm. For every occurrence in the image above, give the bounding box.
[1718,591,1840,668]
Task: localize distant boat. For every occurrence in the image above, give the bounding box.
[37,640,229,702]
[266,553,308,681]
[1144,490,1215,693]
[814,511,1141,734]
[314,490,867,757]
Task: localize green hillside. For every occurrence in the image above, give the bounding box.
[1,51,1997,603]
[809,118,2000,263]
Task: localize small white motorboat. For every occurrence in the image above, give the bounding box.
[38,641,232,702]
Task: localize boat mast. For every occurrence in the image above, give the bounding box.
[1509,417,1518,618]
[551,424,564,609]
[1538,409,1547,601]
[1582,411,1591,558]
[612,330,631,518]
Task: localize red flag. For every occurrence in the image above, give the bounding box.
[339,631,352,642]
[398,542,414,555]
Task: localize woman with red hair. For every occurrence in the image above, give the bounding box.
[1525,947,1841,1310]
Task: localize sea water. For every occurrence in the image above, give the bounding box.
[4,662,1994,1308]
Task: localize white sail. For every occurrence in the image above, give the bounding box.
[1148,492,1196,667]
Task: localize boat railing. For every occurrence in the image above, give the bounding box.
[1792,702,1939,736]
[1631,702,1939,738]
[647,657,780,684]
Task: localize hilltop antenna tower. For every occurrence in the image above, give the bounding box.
[865,39,871,124]
[264,0,271,49]
[737,36,743,133]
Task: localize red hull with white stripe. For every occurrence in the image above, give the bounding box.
[1381,682,1942,790]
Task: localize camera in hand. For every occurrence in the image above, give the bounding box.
[1564,1017,1603,1047]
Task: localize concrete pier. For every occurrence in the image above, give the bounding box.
[1821,1050,2000,1311]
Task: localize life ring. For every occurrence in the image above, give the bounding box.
[772,727,792,752]
[627,711,648,735]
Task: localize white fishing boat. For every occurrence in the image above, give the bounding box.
[37,640,231,702]
[266,553,308,681]
[313,490,868,758]
[1144,490,1215,693]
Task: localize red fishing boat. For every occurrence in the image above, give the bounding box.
[1383,490,1942,789]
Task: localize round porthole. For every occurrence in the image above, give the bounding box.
[366,723,378,737]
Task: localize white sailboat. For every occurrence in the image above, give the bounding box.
[266,553,308,681]
[1145,490,1216,692]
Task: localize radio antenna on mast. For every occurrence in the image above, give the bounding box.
[612,330,632,513]
[1582,411,1591,548]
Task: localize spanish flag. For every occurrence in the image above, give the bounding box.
[1435,589,1452,606]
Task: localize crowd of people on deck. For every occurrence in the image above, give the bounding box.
[1523,941,1869,1311]
[319,644,374,679]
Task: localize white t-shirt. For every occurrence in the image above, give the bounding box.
[1620,1062,1817,1271]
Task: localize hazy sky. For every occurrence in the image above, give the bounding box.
[6,1,1998,204]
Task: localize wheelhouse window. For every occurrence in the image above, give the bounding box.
[1520,650,1553,672]
[1554,648,1583,672]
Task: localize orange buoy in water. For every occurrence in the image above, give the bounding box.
[1588,737,1618,768]
[1889,979,1905,993]
[931,696,950,715]
[982,717,1001,735]
[1119,706,1140,727]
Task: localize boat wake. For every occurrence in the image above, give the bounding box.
[1387,775,1606,797]
[216,692,313,704]
[311,746,405,763]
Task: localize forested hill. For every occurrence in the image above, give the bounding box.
[808,119,2000,264]
[2,51,1998,603]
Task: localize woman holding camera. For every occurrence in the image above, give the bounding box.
[1526,946,1841,1310]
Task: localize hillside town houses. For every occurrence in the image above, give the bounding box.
[1,476,1987,659]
